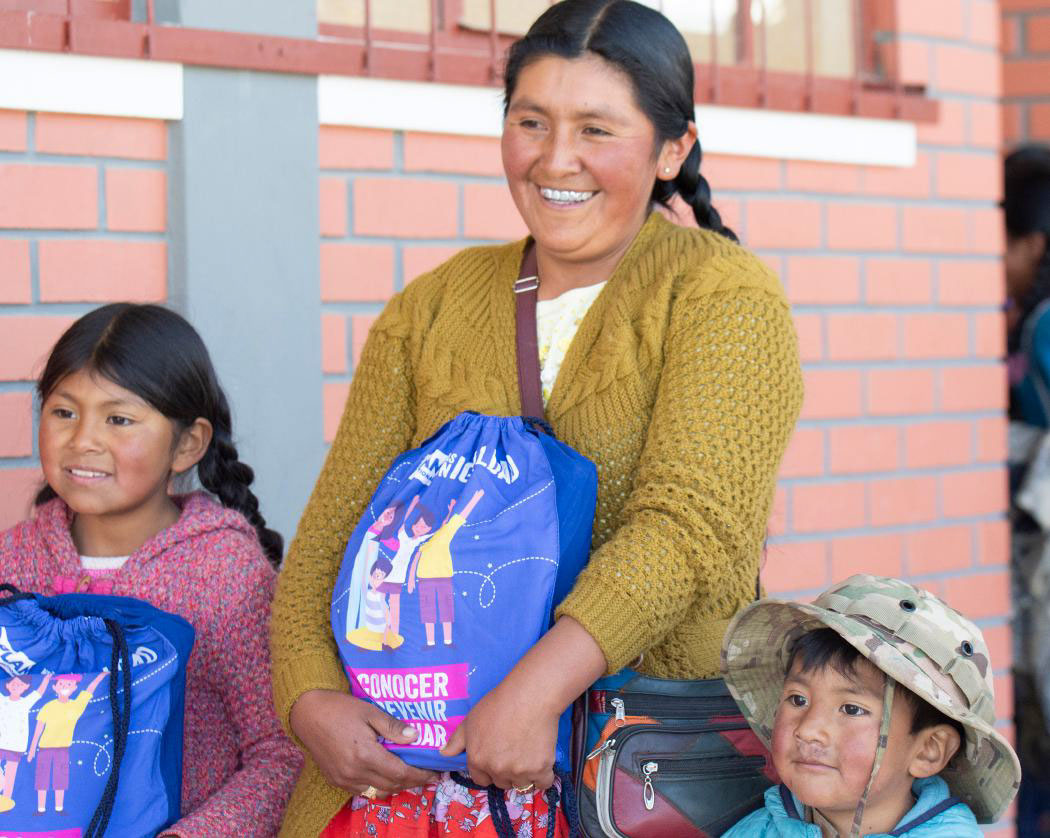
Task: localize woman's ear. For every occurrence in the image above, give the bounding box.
[656,120,699,181]
[908,724,963,779]
[172,418,214,474]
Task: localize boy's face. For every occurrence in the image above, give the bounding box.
[53,679,77,699]
[771,657,923,829]
[370,568,388,589]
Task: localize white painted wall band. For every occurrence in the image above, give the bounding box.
[0,49,183,120]
[319,75,917,168]
[0,48,916,167]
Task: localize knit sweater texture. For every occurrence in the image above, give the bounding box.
[271,212,804,836]
[0,492,302,837]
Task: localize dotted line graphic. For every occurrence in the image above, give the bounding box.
[72,729,164,777]
[86,653,177,707]
[463,480,553,528]
[455,556,557,608]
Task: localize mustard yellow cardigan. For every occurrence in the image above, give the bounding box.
[270,212,804,836]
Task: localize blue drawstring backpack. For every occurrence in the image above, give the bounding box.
[330,411,597,774]
[0,585,194,838]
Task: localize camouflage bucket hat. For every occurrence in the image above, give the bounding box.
[720,574,1021,824]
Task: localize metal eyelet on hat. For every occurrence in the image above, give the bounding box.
[899,599,917,612]
[960,641,974,657]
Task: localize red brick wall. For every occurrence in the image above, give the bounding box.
[0,111,168,529]
[1003,0,1050,144]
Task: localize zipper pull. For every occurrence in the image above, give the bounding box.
[585,737,616,761]
[610,697,626,726]
[642,761,658,811]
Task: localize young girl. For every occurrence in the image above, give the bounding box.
[0,303,302,836]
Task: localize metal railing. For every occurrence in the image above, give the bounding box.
[0,0,935,120]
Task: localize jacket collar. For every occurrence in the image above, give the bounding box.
[31,492,256,592]
[774,777,960,836]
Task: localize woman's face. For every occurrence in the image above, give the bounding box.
[502,54,670,269]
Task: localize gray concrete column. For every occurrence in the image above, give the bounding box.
[168,0,323,548]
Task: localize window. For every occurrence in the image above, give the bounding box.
[315,1,925,119]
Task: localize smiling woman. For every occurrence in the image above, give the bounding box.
[271,2,803,837]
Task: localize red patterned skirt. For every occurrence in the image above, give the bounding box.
[321,775,570,838]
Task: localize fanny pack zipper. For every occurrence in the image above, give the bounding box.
[603,692,742,718]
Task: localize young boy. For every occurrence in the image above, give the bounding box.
[720,574,1020,837]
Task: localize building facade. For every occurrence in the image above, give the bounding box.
[0,1,1020,831]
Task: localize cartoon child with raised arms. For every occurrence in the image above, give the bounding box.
[381,495,437,648]
[0,673,51,809]
[408,488,484,649]
[28,671,107,815]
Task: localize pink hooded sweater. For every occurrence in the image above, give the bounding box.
[0,492,302,837]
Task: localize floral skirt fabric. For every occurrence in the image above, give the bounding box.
[321,774,569,838]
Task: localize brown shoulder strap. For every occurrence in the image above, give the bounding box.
[514,244,545,420]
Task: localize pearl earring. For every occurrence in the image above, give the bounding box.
[664,167,671,174]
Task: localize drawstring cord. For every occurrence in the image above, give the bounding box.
[451,767,578,838]
[85,618,132,838]
[848,679,895,838]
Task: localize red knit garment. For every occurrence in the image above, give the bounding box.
[0,492,302,837]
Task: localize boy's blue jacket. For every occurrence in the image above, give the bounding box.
[723,776,981,837]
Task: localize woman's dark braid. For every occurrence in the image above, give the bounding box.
[675,140,737,242]
[196,397,284,566]
[651,139,737,243]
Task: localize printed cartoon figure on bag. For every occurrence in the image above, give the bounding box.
[345,503,403,652]
[381,495,436,649]
[0,673,52,811]
[346,558,395,652]
[28,672,107,816]
[408,489,485,649]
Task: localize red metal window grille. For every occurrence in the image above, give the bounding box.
[0,0,935,121]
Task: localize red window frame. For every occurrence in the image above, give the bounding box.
[0,0,935,121]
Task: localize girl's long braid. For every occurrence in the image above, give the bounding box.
[194,392,284,566]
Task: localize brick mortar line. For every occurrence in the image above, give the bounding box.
[318,302,386,313]
[795,413,1004,427]
[767,519,1006,544]
[779,463,1005,482]
[790,304,1001,314]
[0,153,167,168]
[0,231,168,241]
[0,302,129,316]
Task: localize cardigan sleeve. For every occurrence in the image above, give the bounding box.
[556,264,803,675]
[270,291,418,731]
[166,563,302,838]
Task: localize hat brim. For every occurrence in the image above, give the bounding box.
[720,599,1021,824]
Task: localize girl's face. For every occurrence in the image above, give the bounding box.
[411,516,432,537]
[39,369,202,545]
[501,54,683,272]
[377,506,397,527]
